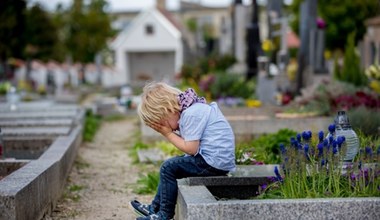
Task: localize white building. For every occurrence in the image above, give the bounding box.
[109,5,183,88]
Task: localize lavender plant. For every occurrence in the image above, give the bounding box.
[260,124,380,198]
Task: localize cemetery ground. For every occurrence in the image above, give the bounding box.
[43,115,153,220]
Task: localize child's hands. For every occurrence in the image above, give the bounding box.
[147,121,172,137]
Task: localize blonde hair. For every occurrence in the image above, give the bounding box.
[138,82,181,125]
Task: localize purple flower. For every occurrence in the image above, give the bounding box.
[304,144,310,160]
[318,131,324,142]
[323,139,329,147]
[296,134,301,143]
[317,143,324,157]
[333,146,338,155]
[365,146,373,157]
[307,131,312,139]
[337,136,345,148]
[274,166,283,182]
[297,142,303,150]
[351,173,356,181]
[290,137,297,148]
[261,184,267,191]
[327,136,334,151]
[316,17,326,29]
[321,159,326,166]
[328,124,336,134]
[279,143,286,155]
[302,131,312,142]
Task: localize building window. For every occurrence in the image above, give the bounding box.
[145,24,154,35]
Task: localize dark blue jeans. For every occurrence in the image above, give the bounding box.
[150,154,228,219]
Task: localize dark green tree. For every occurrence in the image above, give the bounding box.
[0,0,26,80]
[65,0,114,63]
[338,32,367,86]
[24,4,61,61]
[288,0,380,51]
[0,0,26,60]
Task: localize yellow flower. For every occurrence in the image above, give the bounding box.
[262,39,273,52]
[324,50,332,59]
[369,80,380,94]
[246,99,262,107]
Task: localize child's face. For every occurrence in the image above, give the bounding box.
[162,111,180,131]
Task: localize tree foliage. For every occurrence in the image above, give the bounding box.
[64,0,114,63]
[24,4,61,61]
[288,0,380,51]
[0,0,114,65]
[0,0,26,60]
[339,32,367,86]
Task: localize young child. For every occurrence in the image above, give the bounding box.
[130,82,236,220]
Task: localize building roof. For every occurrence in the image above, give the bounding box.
[110,7,181,50]
[365,16,380,26]
[287,30,300,48]
[157,8,182,31]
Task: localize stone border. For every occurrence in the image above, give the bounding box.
[0,125,82,220]
[177,185,380,220]
[176,172,380,220]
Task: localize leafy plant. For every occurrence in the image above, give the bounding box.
[236,129,297,164]
[0,81,11,95]
[209,73,256,99]
[348,106,380,137]
[63,184,86,202]
[83,110,101,142]
[155,141,181,157]
[336,32,367,87]
[134,171,160,195]
[129,141,150,164]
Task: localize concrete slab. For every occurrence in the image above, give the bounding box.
[0,119,73,127]
[2,127,71,138]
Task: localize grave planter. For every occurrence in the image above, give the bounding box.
[0,160,30,181]
[176,165,380,220]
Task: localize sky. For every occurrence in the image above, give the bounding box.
[30,0,253,12]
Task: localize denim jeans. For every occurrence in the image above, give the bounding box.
[150,154,228,219]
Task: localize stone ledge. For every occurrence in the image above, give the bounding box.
[0,125,82,220]
[176,165,380,220]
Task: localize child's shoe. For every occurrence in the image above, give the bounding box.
[129,200,155,217]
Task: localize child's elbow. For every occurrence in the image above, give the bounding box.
[184,140,199,156]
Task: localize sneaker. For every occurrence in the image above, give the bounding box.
[136,213,171,220]
[130,200,155,217]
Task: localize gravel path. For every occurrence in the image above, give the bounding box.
[44,116,152,220]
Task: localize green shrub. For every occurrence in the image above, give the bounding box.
[337,32,367,86]
[83,110,101,142]
[210,73,256,99]
[236,129,298,164]
[129,141,150,163]
[349,106,380,137]
[134,171,160,194]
